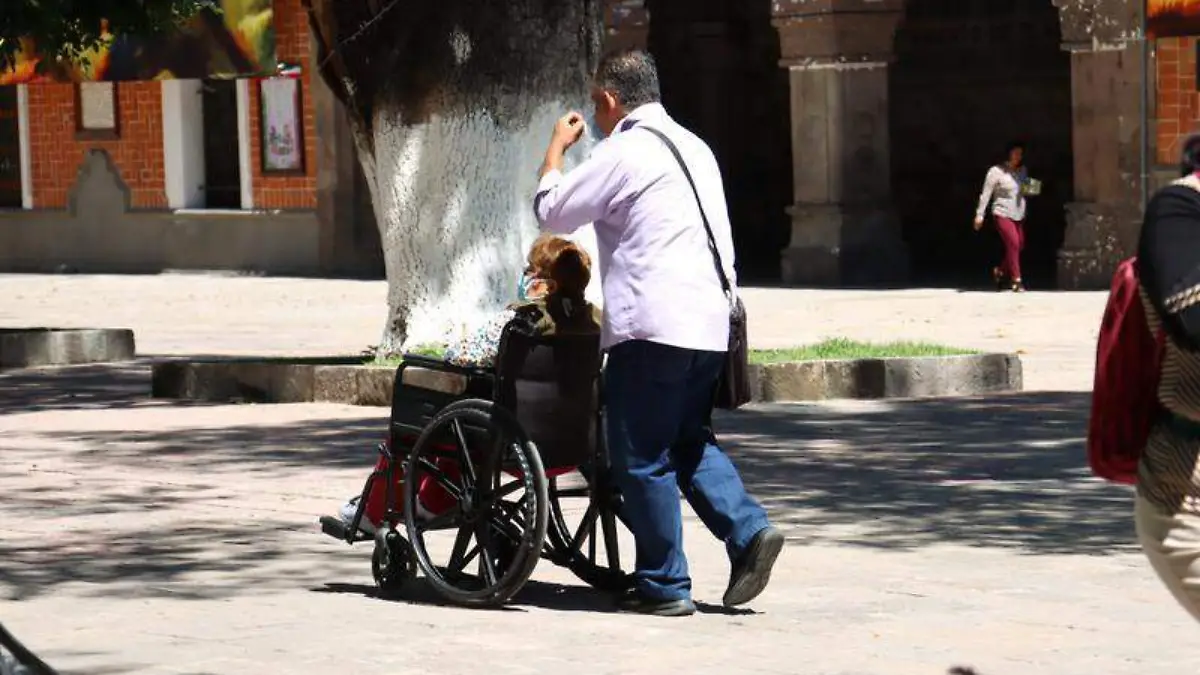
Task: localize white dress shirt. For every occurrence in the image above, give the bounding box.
[534,103,737,352]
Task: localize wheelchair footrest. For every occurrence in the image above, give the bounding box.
[319,516,371,544]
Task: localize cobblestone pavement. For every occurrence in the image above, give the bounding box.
[1,275,1196,674]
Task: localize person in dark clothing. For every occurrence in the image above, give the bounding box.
[1132,133,1200,623]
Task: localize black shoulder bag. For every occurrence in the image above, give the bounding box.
[641,126,752,409]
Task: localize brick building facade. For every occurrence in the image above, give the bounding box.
[14,0,317,211]
[0,0,374,277]
[26,82,168,209]
[1156,37,1200,166]
[0,0,1190,288]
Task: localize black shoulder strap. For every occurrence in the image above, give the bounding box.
[639,126,733,300]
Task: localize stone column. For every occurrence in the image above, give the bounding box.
[1053,0,1145,289]
[772,0,908,286]
[604,0,649,52]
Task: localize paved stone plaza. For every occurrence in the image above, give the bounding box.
[0,274,1196,674]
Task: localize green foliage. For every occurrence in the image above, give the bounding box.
[0,0,213,71]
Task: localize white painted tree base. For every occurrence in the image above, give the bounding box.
[364,100,603,353]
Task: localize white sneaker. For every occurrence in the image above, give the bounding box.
[338,494,440,536]
[339,496,377,536]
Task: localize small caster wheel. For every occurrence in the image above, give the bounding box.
[371,529,415,597]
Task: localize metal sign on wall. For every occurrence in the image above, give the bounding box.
[1148,0,1200,38]
[0,0,277,85]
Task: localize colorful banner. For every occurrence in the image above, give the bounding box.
[1149,0,1200,38]
[1,0,276,85]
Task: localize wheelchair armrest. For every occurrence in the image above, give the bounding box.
[398,354,491,378]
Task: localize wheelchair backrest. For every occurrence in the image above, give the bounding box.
[494,327,601,471]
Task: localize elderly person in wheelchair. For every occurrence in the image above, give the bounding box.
[320,234,618,606]
[329,234,600,534]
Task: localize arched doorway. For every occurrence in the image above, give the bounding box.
[645,0,792,282]
[889,0,1073,288]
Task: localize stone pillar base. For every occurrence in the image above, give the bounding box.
[1057,248,1123,290]
[1056,201,1140,290]
[780,204,909,286]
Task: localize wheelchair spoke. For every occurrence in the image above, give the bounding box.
[570,502,598,553]
[480,477,524,510]
[497,477,524,498]
[447,524,475,574]
[477,522,500,587]
[554,486,590,499]
[414,458,466,501]
[490,496,520,519]
[601,508,620,571]
[449,419,478,491]
[457,543,482,573]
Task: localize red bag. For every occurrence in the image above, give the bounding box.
[1086,257,1167,484]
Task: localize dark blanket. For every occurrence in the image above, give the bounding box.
[1137,182,1200,351]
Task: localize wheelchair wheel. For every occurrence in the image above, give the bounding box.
[371,528,416,598]
[404,399,548,607]
[545,467,632,593]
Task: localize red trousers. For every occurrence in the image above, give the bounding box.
[361,438,574,526]
[362,438,460,525]
[994,215,1025,281]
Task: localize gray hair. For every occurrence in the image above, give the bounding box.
[594,49,661,110]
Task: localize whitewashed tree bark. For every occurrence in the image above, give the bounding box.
[306,0,604,353]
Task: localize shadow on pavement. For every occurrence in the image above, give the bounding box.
[311,579,752,616]
[0,365,1132,607]
[0,361,154,414]
[718,393,1132,556]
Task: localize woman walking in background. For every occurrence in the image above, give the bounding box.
[974,141,1037,292]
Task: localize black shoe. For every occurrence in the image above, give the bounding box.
[616,589,696,617]
[723,526,785,607]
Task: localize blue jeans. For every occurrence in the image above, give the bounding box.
[604,339,771,601]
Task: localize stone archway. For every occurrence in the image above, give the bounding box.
[768,0,1146,289]
[606,0,1145,289]
[889,0,1073,287]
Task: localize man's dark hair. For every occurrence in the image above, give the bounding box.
[594,49,661,110]
[1004,140,1025,159]
[1180,134,1200,176]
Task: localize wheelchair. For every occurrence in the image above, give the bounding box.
[319,315,631,607]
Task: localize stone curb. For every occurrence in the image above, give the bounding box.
[150,353,1022,406]
[0,328,136,369]
[746,353,1022,402]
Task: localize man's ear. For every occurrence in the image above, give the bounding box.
[601,90,620,113]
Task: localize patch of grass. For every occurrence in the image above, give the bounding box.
[367,344,445,368]
[362,339,973,368]
[749,339,976,365]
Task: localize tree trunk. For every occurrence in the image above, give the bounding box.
[306,0,604,353]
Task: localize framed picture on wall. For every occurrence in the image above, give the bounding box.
[258,77,305,174]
